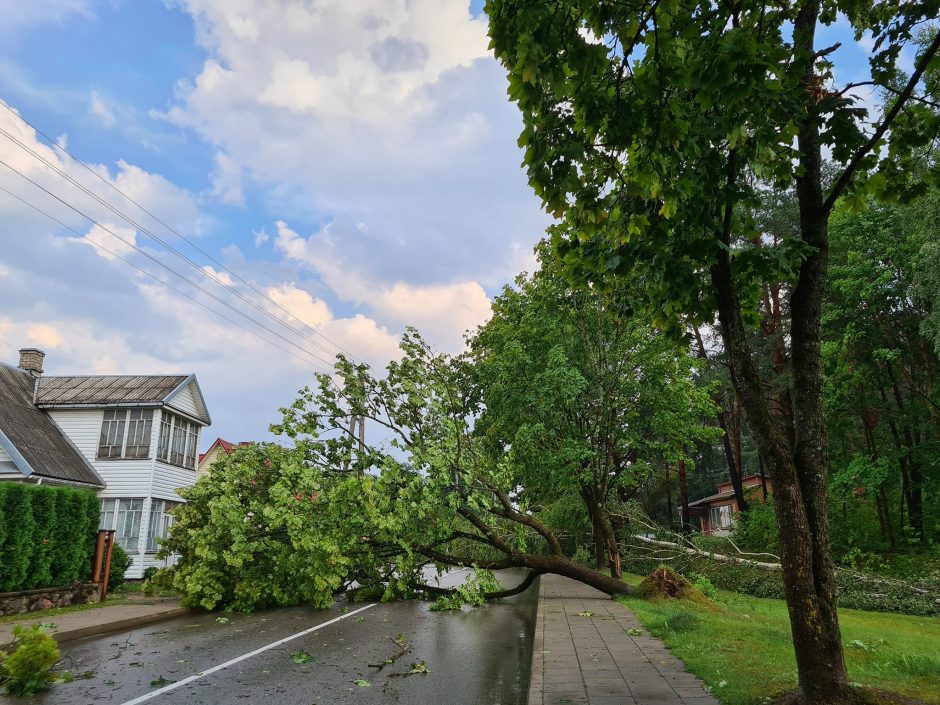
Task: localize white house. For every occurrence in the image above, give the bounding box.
[0,348,211,579]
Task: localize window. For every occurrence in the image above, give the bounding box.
[710,505,732,530]
[147,500,179,552]
[157,412,198,470]
[97,409,153,459]
[99,498,144,552]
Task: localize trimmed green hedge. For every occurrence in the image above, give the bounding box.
[0,483,99,592]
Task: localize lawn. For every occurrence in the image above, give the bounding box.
[616,574,940,705]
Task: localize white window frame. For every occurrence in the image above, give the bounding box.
[146,500,179,552]
[99,498,144,553]
[710,505,732,530]
[157,412,199,470]
[97,409,153,460]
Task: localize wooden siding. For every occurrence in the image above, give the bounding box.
[48,409,153,498]
[166,381,199,419]
[0,445,9,462]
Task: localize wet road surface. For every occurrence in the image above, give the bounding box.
[11,570,538,705]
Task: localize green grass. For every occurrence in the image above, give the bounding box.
[617,574,940,705]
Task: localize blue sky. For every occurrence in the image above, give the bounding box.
[0,1,889,446]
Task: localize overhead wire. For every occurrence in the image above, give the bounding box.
[0,111,361,365]
[0,182,334,374]
[0,158,339,370]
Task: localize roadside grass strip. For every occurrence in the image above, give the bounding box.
[617,574,940,705]
[117,603,376,705]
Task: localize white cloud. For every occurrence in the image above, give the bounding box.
[25,323,63,348]
[72,223,138,261]
[274,220,491,351]
[253,228,269,247]
[89,90,116,128]
[161,0,549,292]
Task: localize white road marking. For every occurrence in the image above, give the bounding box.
[117,602,376,705]
[118,567,473,705]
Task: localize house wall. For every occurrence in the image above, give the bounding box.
[48,409,153,498]
[166,382,200,419]
[0,445,10,462]
[197,444,226,479]
[48,408,202,579]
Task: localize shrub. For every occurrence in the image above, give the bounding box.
[107,544,131,592]
[0,625,66,696]
[142,567,159,581]
[622,553,939,616]
[691,574,718,600]
[731,499,779,555]
[0,484,99,592]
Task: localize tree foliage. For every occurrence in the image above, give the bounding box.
[165,263,716,609]
[486,0,939,701]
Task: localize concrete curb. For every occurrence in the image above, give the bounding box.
[526,582,545,705]
[53,607,194,644]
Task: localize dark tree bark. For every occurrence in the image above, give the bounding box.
[677,460,692,536]
[692,325,749,513]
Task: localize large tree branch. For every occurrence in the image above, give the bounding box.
[824,29,940,213]
[411,569,542,600]
[485,481,564,555]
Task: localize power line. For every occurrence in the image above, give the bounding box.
[0,158,339,370]
[0,115,359,365]
[0,182,334,374]
[0,101,359,362]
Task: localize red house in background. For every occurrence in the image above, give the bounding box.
[688,474,771,536]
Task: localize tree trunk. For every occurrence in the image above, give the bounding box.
[520,554,630,595]
[692,326,749,513]
[717,403,749,512]
[677,460,692,536]
[711,59,849,693]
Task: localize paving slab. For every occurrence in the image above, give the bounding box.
[528,575,718,705]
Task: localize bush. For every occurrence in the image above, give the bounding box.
[622,553,940,616]
[107,544,131,592]
[691,574,718,600]
[731,500,779,555]
[0,625,66,696]
[0,484,99,592]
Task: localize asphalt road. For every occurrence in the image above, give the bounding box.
[11,570,538,705]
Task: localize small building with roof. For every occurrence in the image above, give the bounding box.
[0,348,211,578]
[688,473,772,536]
[197,437,252,478]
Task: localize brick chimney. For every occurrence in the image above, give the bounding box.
[18,348,45,376]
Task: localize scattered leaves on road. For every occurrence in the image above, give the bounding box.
[290,650,314,664]
[150,676,176,687]
[352,679,371,687]
[215,617,230,624]
[408,661,430,674]
[626,627,643,636]
[576,611,595,617]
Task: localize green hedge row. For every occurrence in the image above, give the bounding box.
[0,483,99,592]
[622,554,940,617]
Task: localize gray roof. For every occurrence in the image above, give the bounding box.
[36,375,190,406]
[0,364,105,488]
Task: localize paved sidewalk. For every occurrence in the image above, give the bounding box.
[528,575,719,705]
[0,596,190,644]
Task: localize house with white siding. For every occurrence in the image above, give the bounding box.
[0,348,210,579]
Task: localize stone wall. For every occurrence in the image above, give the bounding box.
[0,583,99,616]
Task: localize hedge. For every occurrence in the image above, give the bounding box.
[622,553,940,617]
[0,483,99,592]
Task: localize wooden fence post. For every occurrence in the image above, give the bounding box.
[99,530,116,601]
[91,529,107,584]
